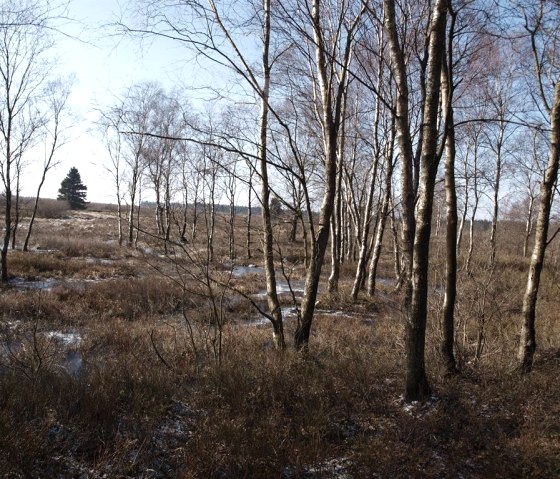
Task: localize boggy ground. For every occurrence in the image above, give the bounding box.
[0,205,559,478]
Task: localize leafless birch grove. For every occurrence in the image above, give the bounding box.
[96,0,560,402]
[3,0,559,406]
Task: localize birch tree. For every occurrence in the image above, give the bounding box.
[23,77,72,251]
[517,0,560,372]
[125,0,289,348]
[106,83,157,247]
[275,0,365,347]
[350,26,393,300]
[0,0,57,280]
[384,0,449,401]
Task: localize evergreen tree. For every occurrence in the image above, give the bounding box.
[58,167,87,210]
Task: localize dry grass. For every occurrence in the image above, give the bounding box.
[0,210,558,478]
[34,234,117,258]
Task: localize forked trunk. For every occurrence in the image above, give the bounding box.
[386,0,448,401]
[294,0,361,348]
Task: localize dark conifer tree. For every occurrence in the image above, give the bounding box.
[58,167,87,210]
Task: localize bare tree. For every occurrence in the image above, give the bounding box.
[464,125,483,275]
[0,0,58,280]
[383,0,417,291]
[440,1,460,374]
[105,83,164,247]
[350,28,394,300]
[141,88,190,244]
[517,132,546,257]
[517,1,560,373]
[23,77,72,251]
[478,43,519,266]
[276,0,365,348]
[366,125,396,298]
[124,0,289,348]
[384,0,449,401]
[101,109,126,246]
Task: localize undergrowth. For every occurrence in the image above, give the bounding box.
[0,211,558,478]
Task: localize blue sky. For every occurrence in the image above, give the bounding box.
[24,0,198,203]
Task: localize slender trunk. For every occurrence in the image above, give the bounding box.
[384,0,416,287]
[434,201,442,237]
[490,124,504,265]
[24,197,41,252]
[24,169,50,252]
[301,213,310,269]
[134,182,142,247]
[328,153,343,292]
[295,0,359,347]
[366,155,393,297]
[128,176,137,247]
[158,202,164,237]
[466,200,478,274]
[351,162,378,301]
[456,167,469,253]
[465,140,480,274]
[352,52,386,300]
[178,195,188,244]
[1,127,13,281]
[246,171,252,258]
[259,0,284,349]
[328,87,349,293]
[404,0,447,402]
[518,81,560,373]
[345,204,356,262]
[345,201,354,262]
[167,181,172,242]
[207,175,215,263]
[523,192,535,258]
[164,176,172,243]
[229,184,235,261]
[440,41,458,373]
[192,191,199,242]
[11,170,20,250]
[2,182,11,282]
[117,195,124,246]
[295,125,338,346]
[385,197,399,280]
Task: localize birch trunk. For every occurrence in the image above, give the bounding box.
[366,152,394,297]
[383,0,416,288]
[351,163,378,301]
[294,0,361,347]
[523,192,534,258]
[328,150,344,293]
[440,43,458,373]
[403,0,448,401]
[518,80,560,372]
[352,44,386,301]
[246,170,252,258]
[259,0,285,349]
[489,120,505,265]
